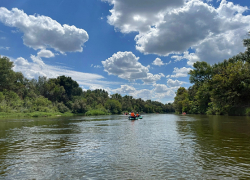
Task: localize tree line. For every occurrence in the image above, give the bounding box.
[0,56,174,116]
[174,35,250,116]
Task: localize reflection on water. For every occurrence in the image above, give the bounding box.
[0,114,250,179]
[176,115,250,179]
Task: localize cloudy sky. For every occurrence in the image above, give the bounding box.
[0,0,250,103]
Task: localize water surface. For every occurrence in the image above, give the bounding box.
[0,114,250,179]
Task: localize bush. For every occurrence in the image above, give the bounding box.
[57,102,69,113]
[246,107,250,116]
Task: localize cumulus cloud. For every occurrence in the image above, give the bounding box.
[111,83,180,102]
[112,85,153,100]
[15,57,30,66]
[171,67,193,78]
[103,0,185,33]
[105,0,250,65]
[171,51,200,66]
[102,51,164,83]
[133,89,153,100]
[37,49,55,58]
[0,7,89,53]
[113,85,136,94]
[152,58,164,66]
[142,73,165,84]
[167,79,185,87]
[135,0,224,55]
[153,84,177,100]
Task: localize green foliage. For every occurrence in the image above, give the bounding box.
[189,61,212,86]
[105,99,122,114]
[0,92,4,102]
[71,99,87,113]
[0,56,175,117]
[174,34,250,116]
[245,108,250,116]
[56,102,70,113]
[173,87,188,114]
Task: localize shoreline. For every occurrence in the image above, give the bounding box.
[0,112,81,118]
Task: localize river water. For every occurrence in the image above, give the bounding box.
[0,114,250,179]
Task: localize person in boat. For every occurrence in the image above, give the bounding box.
[136,112,140,117]
[131,111,135,117]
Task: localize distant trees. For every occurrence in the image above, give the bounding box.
[0,56,174,115]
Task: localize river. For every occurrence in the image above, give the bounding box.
[0,114,250,179]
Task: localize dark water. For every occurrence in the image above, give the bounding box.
[0,114,250,179]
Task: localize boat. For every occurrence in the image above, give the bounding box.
[128,116,139,120]
[128,116,142,120]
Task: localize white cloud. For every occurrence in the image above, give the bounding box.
[102,51,164,83]
[112,85,153,100]
[135,0,223,56]
[0,46,10,50]
[113,85,136,94]
[171,51,200,66]
[191,29,248,64]
[171,67,192,78]
[153,84,177,100]
[91,64,102,68]
[105,0,250,65]
[103,0,184,33]
[153,84,171,93]
[133,89,153,100]
[15,57,30,66]
[37,49,55,58]
[111,83,179,102]
[167,79,185,87]
[102,51,148,80]
[142,73,165,84]
[111,82,184,103]
[152,58,171,67]
[0,7,89,53]
[152,58,164,66]
[12,55,105,87]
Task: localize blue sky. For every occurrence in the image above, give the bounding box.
[0,0,250,103]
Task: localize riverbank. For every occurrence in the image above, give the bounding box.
[0,111,79,118]
[0,110,112,118]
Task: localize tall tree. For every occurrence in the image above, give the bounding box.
[0,56,24,92]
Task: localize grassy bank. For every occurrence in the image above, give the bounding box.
[0,111,75,118]
[0,109,111,118]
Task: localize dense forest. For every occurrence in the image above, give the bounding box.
[0,56,174,117]
[174,36,250,116]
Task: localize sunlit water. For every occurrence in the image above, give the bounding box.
[0,114,250,179]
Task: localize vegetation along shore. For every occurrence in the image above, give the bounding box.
[0,56,174,118]
[174,36,250,116]
[2,35,250,117]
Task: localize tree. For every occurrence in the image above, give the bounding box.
[105,99,122,114]
[56,75,82,101]
[173,87,189,114]
[210,61,250,115]
[0,56,25,92]
[189,61,212,86]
